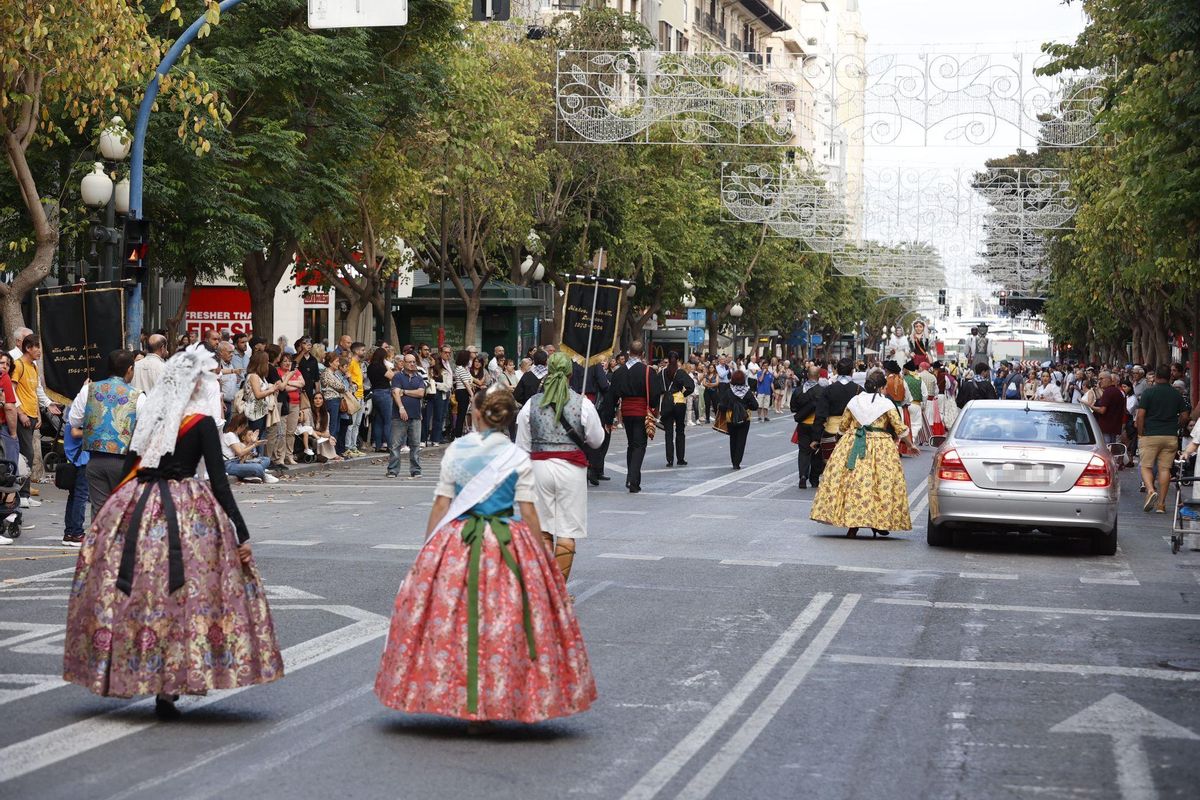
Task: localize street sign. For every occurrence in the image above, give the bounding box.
[810,333,824,346]
[687,308,707,326]
[687,327,705,346]
[308,0,407,28]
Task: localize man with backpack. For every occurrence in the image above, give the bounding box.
[957,362,999,408]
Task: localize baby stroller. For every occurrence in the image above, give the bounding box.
[38,408,67,475]
[1170,453,1199,554]
[0,431,25,540]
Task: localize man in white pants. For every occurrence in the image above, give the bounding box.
[516,352,604,588]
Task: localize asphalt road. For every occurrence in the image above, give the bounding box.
[2,415,1199,800]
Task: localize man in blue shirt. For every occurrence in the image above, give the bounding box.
[388,353,426,478]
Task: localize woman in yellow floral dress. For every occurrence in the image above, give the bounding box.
[811,371,914,538]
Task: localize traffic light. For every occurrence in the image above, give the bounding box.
[937,289,946,305]
[472,0,510,20]
[122,218,150,282]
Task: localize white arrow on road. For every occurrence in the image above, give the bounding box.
[1050,693,1199,800]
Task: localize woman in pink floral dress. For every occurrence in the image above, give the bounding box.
[63,349,284,719]
[375,389,596,722]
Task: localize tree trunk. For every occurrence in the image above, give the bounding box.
[164,264,197,344]
[242,241,296,340]
[371,293,396,346]
[463,293,481,348]
[3,127,59,337]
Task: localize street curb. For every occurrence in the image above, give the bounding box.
[272,445,448,478]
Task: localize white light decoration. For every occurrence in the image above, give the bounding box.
[520,255,534,275]
[681,294,696,308]
[98,116,131,161]
[626,284,637,298]
[532,263,545,281]
[729,302,744,318]
[81,163,114,208]
[801,50,1104,148]
[556,50,802,146]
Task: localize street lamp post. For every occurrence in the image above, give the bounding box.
[729,301,744,357]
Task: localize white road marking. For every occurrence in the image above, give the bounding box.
[600,510,648,516]
[908,478,929,505]
[676,595,860,800]
[572,580,614,605]
[0,603,389,784]
[719,559,783,567]
[371,544,421,550]
[256,540,320,546]
[0,621,63,648]
[263,585,324,600]
[689,514,737,520]
[603,462,629,475]
[1051,693,1199,800]
[829,654,1200,681]
[836,565,894,574]
[673,453,797,497]
[910,497,929,519]
[620,593,833,800]
[1080,577,1141,586]
[328,501,377,505]
[0,673,67,706]
[598,553,663,561]
[746,473,804,499]
[958,572,1019,581]
[875,598,1200,621]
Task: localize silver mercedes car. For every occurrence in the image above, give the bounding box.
[927,400,1122,555]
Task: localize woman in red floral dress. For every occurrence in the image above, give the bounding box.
[375,389,596,722]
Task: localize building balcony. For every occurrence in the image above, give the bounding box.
[732,0,790,33]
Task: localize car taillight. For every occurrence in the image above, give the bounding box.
[937,448,972,481]
[1074,455,1112,488]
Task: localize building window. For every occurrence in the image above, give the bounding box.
[659,21,673,51]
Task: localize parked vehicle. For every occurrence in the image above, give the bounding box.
[927,400,1121,555]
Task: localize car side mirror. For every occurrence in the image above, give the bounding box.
[929,435,946,447]
[1108,442,1127,458]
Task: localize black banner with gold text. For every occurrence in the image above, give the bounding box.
[559,282,623,366]
[37,287,126,403]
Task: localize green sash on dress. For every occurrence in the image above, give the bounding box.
[458,509,538,714]
[847,424,888,471]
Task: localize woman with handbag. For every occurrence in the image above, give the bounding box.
[242,352,280,453]
[659,353,694,467]
[319,353,347,457]
[716,370,758,470]
[367,347,395,452]
[276,353,305,466]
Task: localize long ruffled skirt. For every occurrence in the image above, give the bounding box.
[63,479,284,698]
[811,432,913,531]
[374,517,596,722]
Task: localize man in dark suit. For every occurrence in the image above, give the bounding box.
[790,365,826,490]
[572,360,612,485]
[814,358,862,463]
[514,349,548,407]
[600,342,661,493]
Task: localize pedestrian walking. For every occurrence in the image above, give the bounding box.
[59,405,90,546]
[517,353,604,588]
[814,358,863,465]
[602,341,662,493]
[810,372,914,538]
[1137,364,1189,514]
[790,366,826,489]
[755,364,774,422]
[658,353,694,467]
[69,350,145,518]
[571,359,612,486]
[62,349,284,719]
[374,389,596,722]
[717,370,757,469]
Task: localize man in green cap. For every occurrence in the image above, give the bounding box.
[515,351,604,586]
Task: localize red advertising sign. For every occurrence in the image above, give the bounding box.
[303,292,330,305]
[185,286,253,337]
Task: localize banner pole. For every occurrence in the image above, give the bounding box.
[580,249,604,398]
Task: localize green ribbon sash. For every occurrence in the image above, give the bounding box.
[846,424,887,471]
[458,509,538,714]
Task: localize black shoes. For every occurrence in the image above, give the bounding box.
[588,475,600,486]
[678,460,688,466]
[597,474,611,481]
[666,462,673,468]
[798,481,807,490]
[155,694,181,720]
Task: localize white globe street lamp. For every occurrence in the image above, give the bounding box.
[81,162,114,208]
[532,263,545,281]
[98,116,132,161]
[520,255,533,276]
[681,294,695,309]
[682,274,695,291]
[729,302,744,318]
[626,284,637,299]
[114,178,131,215]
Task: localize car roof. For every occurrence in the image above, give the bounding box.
[964,400,1092,412]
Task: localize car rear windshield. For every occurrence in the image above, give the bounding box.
[955,407,1097,445]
